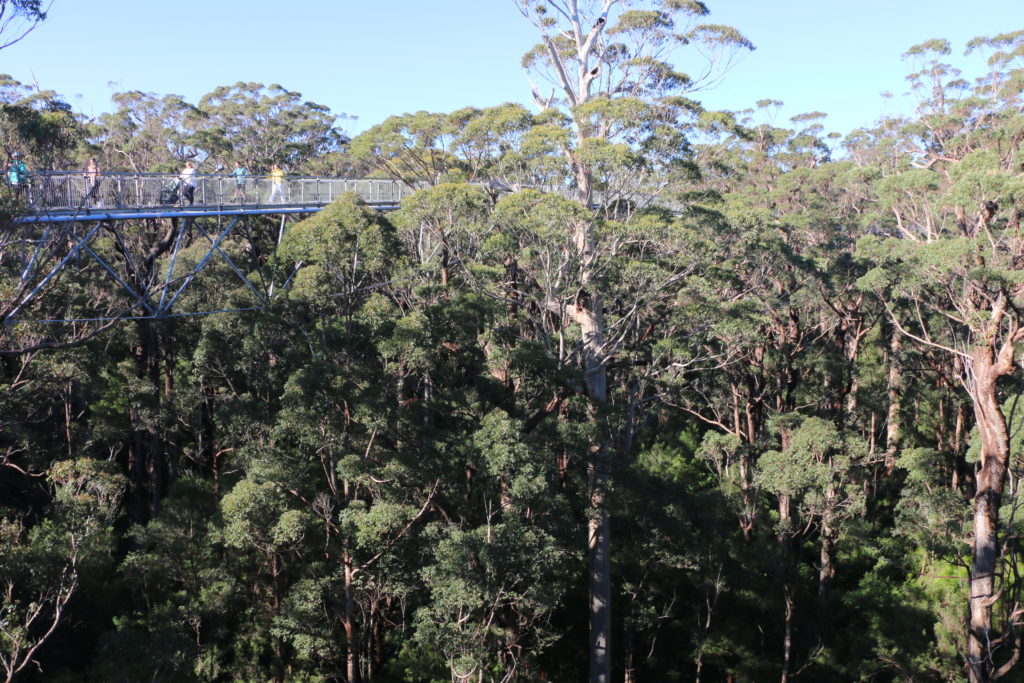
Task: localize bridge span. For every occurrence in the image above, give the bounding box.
[2,171,650,329]
[13,172,412,222]
[3,172,422,328]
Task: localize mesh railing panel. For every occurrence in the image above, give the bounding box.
[16,173,412,213]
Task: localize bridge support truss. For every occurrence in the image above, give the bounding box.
[1,210,309,334]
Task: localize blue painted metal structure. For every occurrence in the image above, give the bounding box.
[2,172,654,329]
[3,173,409,327]
[14,172,409,221]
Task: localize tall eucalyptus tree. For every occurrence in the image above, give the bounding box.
[859,33,1024,681]
[515,3,752,679]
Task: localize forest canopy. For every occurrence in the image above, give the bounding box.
[1,4,1024,682]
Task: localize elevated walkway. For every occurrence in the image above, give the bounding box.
[13,172,411,222]
[3,172,417,328]
[1,172,666,329]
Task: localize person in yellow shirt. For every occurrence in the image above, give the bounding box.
[268,163,286,203]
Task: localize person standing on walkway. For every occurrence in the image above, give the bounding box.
[85,158,101,206]
[8,153,28,202]
[179,161,196,206]
[268,163,286,203]
[230,161,249,202]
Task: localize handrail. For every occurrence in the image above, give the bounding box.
[9,172,414,214]
[8,172,664,218]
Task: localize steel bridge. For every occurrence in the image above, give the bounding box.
[2,172,412,331]
[14,171,411,222]
[1,171,661,335]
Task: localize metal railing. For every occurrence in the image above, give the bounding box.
[13,172,414,213]
[8,172,671,221]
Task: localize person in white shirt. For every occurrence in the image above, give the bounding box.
[179,161,196,205]
[85,158,101,206]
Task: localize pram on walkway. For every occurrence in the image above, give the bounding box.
[159,179,180,205]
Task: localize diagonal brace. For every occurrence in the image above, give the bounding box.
[5,223,104,322]
[81,243,157,317]
[192,219,269,308]
[162,217,243,314]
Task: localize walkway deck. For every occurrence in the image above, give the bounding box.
[13,172,412,222]
[1,172,659,327]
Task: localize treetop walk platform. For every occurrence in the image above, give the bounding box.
[0,171,657,327]
[11,172,412,222]
[1,172,421,327]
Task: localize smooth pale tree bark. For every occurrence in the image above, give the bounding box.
[581,213,610,681]
[884,325,903,473]
[515,3,751,679]
[343,557,359,683]
[578,261,611,681]
[966,337,1021,682]
[517,4,615,678]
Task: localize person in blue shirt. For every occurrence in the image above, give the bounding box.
[8,153,28,202]
[230,161,249,202]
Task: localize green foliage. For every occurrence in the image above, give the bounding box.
[6,21,1024,683]
[895,448,970,562]
[197,82,348,171]
[89,620,198,683]
[349,110,465,187]
[415,521,570,681]
[277,192,399,306]
[0,75,81,167]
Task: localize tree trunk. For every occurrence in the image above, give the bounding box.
[737,382,763,539]
[344,556,361,683]
[777,488,794,683]
[574,153,593,209]
[622,601,636,683]
[199,380,217,484]
[588,483,611,683]
[583,343,610,683]
[843,320,864,420]
[737,451,755,540]
[127,403,148,525]
[121,214,179,522]
[575,214,610,683]
[818,500,837,602]
[884,325,903,473]
[781,585,794,683]
[966,345,1014,682]
[128,319,166,524]
[164,358,179,488]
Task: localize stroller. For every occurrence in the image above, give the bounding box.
[159,179,180,205]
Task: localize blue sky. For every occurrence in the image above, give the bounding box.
[3,1,1021,139]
